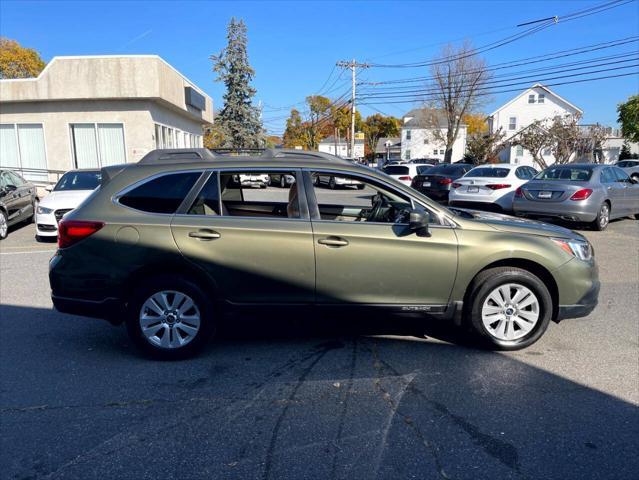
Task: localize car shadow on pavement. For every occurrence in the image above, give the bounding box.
[1,303,637,480]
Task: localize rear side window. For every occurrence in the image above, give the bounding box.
[119,172,201,214]
[466,167,510,178]
[536,167,593,181]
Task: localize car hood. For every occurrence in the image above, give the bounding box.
[40,190,94,209]
[454,208,583,240]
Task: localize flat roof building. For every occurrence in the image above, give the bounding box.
[0,55,213,182]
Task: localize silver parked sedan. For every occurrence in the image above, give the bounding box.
[513,164,639,230]
[616,159,639,183]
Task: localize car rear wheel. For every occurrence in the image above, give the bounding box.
[591,202,610,231]
[0,210,7,240]
[465,267,552,350]
[126,276,216,359]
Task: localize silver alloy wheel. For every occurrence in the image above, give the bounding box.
[139,290,201,349]
[599,204,610,229]
[481,283,540,341]
[0,211,7,238]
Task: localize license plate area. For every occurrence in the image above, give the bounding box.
[422,181,431,187]
[467,186,479,193]
[538,191,552,199]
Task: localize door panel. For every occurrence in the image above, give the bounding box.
[171,217,315,304]
[312,221,458,304]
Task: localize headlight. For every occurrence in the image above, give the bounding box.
[37,206,53,215]
[551,237,593,261]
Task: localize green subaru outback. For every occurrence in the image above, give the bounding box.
[49,149,599,359]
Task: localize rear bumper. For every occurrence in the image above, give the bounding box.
[449,200,505,212]
[52,295,125,324]
[555,280,600,321]
[513,199,598,222]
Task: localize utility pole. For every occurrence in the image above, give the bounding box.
[336,59,369,159]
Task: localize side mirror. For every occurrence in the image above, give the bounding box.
[409,209,430,237]
[45,185,53,192]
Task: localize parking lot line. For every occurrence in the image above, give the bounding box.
[0,250,56,255]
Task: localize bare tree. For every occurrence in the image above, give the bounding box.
[547,115,582,164]
[427,41,491,163]
[512,120,552,169]
[465,128,506,165]
[576,123,609,163]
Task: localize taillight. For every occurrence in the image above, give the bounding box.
[452,182,462,188]
[486,184,511,190]
[398,176,412,181]
[569,188,593,201]
[58,220,104,249]
[438,178,453,185]
[515,187,523,198]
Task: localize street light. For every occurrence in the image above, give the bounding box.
[384,140,392,168]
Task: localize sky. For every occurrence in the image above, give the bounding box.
[1,0,638,136]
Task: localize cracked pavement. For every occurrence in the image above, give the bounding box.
[1,221,638,480]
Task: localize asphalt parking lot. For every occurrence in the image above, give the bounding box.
[1,218,638,480]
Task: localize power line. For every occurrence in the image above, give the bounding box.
[358,71,639,106]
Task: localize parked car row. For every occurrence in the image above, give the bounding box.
[0,169,38,240]
[384,161,639,231]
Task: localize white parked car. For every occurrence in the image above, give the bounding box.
[238,173,270,188]
[448,164,538,212]
[382,163,431,186]
[35,169,101,239]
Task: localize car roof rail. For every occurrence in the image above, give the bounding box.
[137,149,218,164]
[137,148,353,165]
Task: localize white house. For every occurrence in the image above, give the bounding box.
[400,108,467,162]
[599,127,639,163]
[318,136,365,159]
[489,83,582,167]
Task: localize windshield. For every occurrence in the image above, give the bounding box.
[54,171,101,191]
[417,165,434,175]
[535,167,593,181]
[383,166,409,175]
[465,167,510,178]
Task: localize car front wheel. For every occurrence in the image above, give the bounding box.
[465,267,552,350]
[0,210,7,240]
[126,276,216,359]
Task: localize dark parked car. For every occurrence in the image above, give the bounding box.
[411,163,473,202]
[0,169,38,240]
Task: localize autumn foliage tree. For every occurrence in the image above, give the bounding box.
[0,37,46,79]
[362,114,400,159]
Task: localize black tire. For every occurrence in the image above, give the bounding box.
[591,202,610,231]
[329,177,336,190]
[29,198,38,224]
[0,209,7,240]
[464,267,552,351]
[125,276,216,360]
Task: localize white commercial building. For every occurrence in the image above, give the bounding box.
[400,108,467,162]
[318,136,365,159]
[489,84,582,167]
[0,55,213,182]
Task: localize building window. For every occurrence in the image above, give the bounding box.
[516,145,524,156]
[433,149,438,155]
[543,147,551,156]
[70,123,126,169]
[423,138,429,144]
[405,149,411,160]
[439,149,445,155]
[405,130,411,140]
[528,94,535,104]
[509,117,517,130]
[538,94,545,104]
[0,124,48,182]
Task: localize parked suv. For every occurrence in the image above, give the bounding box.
[50,149,600,359]
[0,169,38,240]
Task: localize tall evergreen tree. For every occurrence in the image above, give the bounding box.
[211,18,262,148]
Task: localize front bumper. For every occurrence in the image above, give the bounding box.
[35,212,58,236]
[555,280,600,321]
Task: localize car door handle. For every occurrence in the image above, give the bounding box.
[188,230,221,240]
[318,236,349,247]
